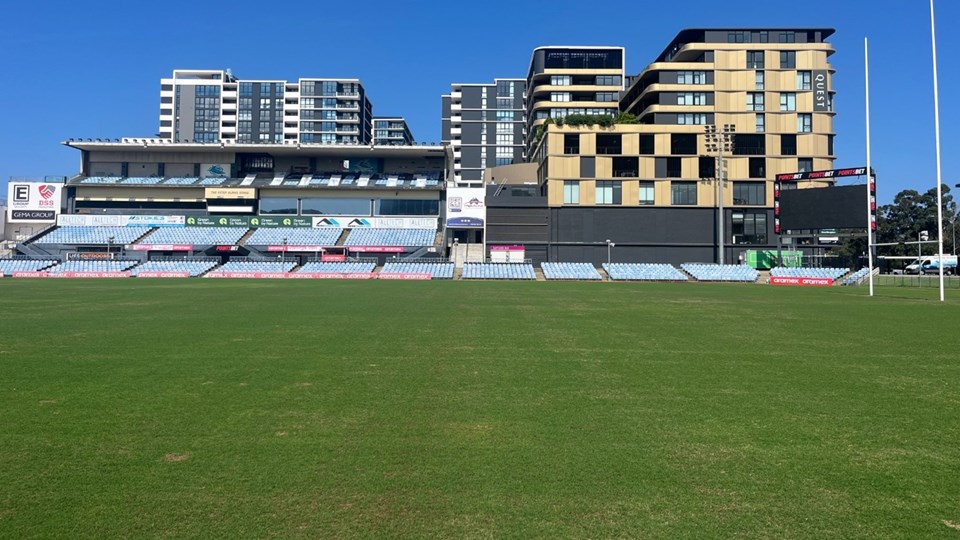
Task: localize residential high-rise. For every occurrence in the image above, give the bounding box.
[442,78,526,186]
[524,47,626,153]
[373,117,415,145]
[159,70,374,145]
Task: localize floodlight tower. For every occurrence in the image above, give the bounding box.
[705,124,736,265]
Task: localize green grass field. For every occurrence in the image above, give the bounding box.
[1,280,958,538]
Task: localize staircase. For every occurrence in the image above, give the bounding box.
[335,229,350,246]
[236,228,256,246]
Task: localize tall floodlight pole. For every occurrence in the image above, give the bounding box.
[705,124,736,265]
[864,38,875,297]
[930,0,946,301]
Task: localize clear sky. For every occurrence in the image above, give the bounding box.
[1,0,956,204]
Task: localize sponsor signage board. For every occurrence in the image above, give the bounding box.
[266,245,331,252]
[377,273,432,280]
[205,187,255,199]
[347,246,405,253]
[775,167,870,182]
[446,187,486,229]
[57,215,184,227]
[14,271,131,278]
[7,182,63,223]
[813,70,830,112]
[135,272,191,278]
[770,276,834,286]
[128,244,193,251]
[185,215,313,227]
[205,272,374,279]
[312,216,437,229]
[201,164,231,178]
[321,254,346,262]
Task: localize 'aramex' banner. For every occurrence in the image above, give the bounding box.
[266,245,330,252]
[377,273,432,280]
[14,271,131,278]
[770,276,833,286]
[205,272,374,279]
[128,244,193,251]
[347,246,404,253]
[135,272,190,278]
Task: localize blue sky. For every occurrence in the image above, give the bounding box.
[1,0,956,204]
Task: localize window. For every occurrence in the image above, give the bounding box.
[780,92,797,111]
[827,135,835,156]
[797,71,811,90]
[798,158,814,173]
[612,157,638,178]
[781,134,797,156]
[734,181,765,205]
[259,197,298,215]
[677,113,708,125]
[732,211,768,244]
[748,158,766,179]
[595,181,621,205]
[699,156,715,179]
[239,82,253,96]
[677,92,708,105]
[639,181,655,205]
[563,134,580,154]
[733,134,766,156]
[747,51,765,69]
[780,51,796,69]
[563,181,580,204]
[728,31,751,43]
[496,110,514,120]
[755,114,765,133]
[639,134,655,155]
[596,75,621,86]
[496,134,512,145]
[596,134,622,155]
[677,71,708,84]
[551,75,571,86]
[797,113,812,133]
[376,199,440,216]
[755,71,765,90]
[779,31,796,43]
[759,31,769,43]
[596,92,618,102]
[550,92,571,102]
[747,92,764,111]
[671,134,697,155]
[497,80,514,97]
[666,157,682,178]
[671,182,697,205]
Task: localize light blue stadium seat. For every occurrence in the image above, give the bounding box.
[0,258,59,275]
[246,228,342,246]
[343,228,434,247]
[381,261,454,279]
[462,263,536,280]
[603,263,688,281]
[130,260,218,277]
[541,262,601,280]
[38,226,151,245]
[298,261,376,273]
[680,263,759,282]
[140,227,247,245]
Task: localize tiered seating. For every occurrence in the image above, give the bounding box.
[130,260,218,277]
[603,263,688,281]
[771,267,849,280]
[120,177,161,184]
[48,260,137,273]
[541,262,602,280]
[381,261,455,279]
[298,261,376,273]
[214,260,296,273]
[245,228,342,246]
[0,258,58,275]
[140,227,247,245]
[462,263,536,280]
[79,176,122,184]
[681,263,759,282]
[38,226,151,244]
[162,177,200,185]
[841,268,871,286]
[344,228,434,247]
[199,177,230,185]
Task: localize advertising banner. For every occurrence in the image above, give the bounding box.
[377,273,432,281]
[185,215,313,227]
[128,244,193,251]
[205,272,290,279]
[201,164,232,178]
[347,246,405,253]
[265,245,331,252]
[813,69,830,112]
[50,272,131,278]
[57,215,184,227]
[7,182,63,223]
[12,271,49,278]
[135,272,191,278]
[321,254,346,262]
[312,216,437,229]
[204,272,374,279]
[445,187,486,228]
[205,187,255,199]
[769,276,834,286]
[490,245,525,263]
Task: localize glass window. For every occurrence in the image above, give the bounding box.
[300,198,371,215]
[563,180,580,204]
[259,197,298,215]
[595,181,622,205]
[732,211,768,244]
[596,92,619,102]
[797,113,813,133]
[797,71,812,90]
[677,92,708,105]
[755,114,765,133]
[550,75,571,86]
[779,31,796,43]
[595,75,622,86]
[376,199,440,216]
[781,134,797,156]
[677,71,708,84]
[747,51,765,69]
[747,92,764,111]
[639,134,655,155]
[639,181,655,205]
[677,113,708,125]
[734,181,765,204]
[780,92,797,111]
[671,182,697,205]
[798,158,814,173]
[550,92,571,102]
[755,71,764,90]
[564,134,580,154]
[780,51,796,69]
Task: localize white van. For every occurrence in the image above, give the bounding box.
[904,255,958,275]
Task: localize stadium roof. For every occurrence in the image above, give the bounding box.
[62,139,449,158]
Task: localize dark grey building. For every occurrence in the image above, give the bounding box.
[373,117,415,145]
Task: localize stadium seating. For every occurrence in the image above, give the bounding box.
[47,260,137,273]
[214,260,296,273]
[79,176,122,184]
[343,228,435,247]
[120,177,162,185]
[245,228,342,246]
[0,258,59,275]
[298,261,376,273]
[199,177,231,185]
[381,261,455,279]
[680,263,759,282]
[162,177,201,185]
[841,268,871,286]
[770,267,850,280]
[462,263,536,280]
[541,262,602,280]
[130,260,219,277]
[140,227,247,245]
[38,226,151,245]
[603,263,688,281]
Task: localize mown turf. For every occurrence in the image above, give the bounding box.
[0,280,958,538]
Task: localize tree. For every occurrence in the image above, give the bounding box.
[875,184,956,257]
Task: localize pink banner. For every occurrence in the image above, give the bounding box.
[135,271,191,278]
[770,276,834,286]
[377,273,432,281]
[205,271,374,279]
[129,244,193,251]
[489,245,524,251]
[266,245,331,252]
[321,254,346,262]
[205,272,289,279]
[347,246,405,253]
[42,272,132,278]
[12,271,49,278]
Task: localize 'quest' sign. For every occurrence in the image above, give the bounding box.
[813,70,830,112]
